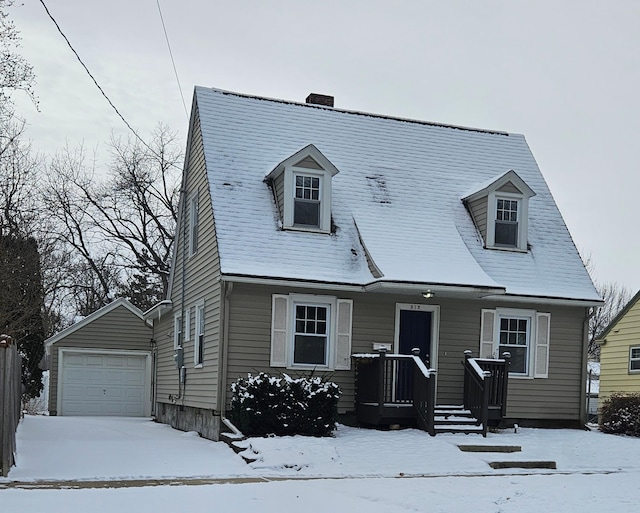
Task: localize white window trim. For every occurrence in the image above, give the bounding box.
[289,294,336,370]
[194,300,205,368]
[188,193,199,257]
[283,166,332,233]
[630,346,640,373]
[173,312,183,350]
[481,308,550,379]
[270,293,353,371]
[486,191,529,252]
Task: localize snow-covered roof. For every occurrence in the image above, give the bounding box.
[195,87,600,302]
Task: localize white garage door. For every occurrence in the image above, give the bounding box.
[60,351,149,416]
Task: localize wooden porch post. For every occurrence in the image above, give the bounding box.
[377,348,387,417]
[463,350,472,409]
[501,351,511,418]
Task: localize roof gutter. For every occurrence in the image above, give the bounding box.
[143,300,173,321]
[220,274,604,306]
[219,274,506,299]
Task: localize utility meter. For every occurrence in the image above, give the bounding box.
[173,346,184,369]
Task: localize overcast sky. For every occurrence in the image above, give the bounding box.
[9,0,640,293]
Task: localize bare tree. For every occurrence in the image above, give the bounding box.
[589,282,632,359]
[0,0,36,106]
[582,252,633,360]
[42,125,182,315]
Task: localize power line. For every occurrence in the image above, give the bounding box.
[37,0,180,166]
[156,0,189,120]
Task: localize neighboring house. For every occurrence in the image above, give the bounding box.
[45,298,153,417]
[144,87,601,440]
[596,290,640,407]
[587,361,600,422]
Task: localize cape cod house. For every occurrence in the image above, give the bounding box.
[144,87,601,440]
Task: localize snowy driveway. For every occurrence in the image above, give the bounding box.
[5,416,250,482]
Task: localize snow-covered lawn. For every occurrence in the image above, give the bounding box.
[2,415,639,512]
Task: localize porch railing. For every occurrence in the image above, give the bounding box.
[354,349,436,436]
[462,350,511,435]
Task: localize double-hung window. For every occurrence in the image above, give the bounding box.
[270,294,353,371]
[294,174,321,228]
[194,302,205,367]
[498,315,530,375]
[480,308,550,378]
[495,198,519,247]
[630,346,640,372]
[293,302,329,365]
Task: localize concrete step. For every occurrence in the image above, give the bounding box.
[458,444,522,453]
[489,460,557,469]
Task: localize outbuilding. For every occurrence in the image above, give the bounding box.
[45,298,153,417]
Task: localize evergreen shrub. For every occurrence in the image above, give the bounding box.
[230,372,341,437]
[599,393,640,437]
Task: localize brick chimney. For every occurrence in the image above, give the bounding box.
[305,93,334,107]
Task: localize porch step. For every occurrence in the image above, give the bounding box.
[433,405,483,435]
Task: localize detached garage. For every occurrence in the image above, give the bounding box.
[45,298,153,417]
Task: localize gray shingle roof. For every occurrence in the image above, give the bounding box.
[196,87,600,302]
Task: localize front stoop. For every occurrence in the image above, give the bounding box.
[434,405,483,434]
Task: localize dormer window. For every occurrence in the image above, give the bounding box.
[495,197,519,247]
[294,173,321,227]
[462,170,535,253]
[266,144,339,234]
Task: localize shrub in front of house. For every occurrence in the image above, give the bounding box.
[599,393,640,437]
[230,372,341,437]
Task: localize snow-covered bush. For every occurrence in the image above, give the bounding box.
[599,393,640,437]
[230,372,341,437]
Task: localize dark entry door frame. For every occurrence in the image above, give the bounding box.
[393,303,440,394]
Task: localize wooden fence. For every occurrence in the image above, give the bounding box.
[1,334,22,477]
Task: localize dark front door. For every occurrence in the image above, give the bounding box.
[399,310,432,361]
[397,309,432,401]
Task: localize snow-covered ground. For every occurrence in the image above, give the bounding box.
[2,415,639,512]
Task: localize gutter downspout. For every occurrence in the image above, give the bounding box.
[218,280,233,421]
[581,307,597,426]
[178,187,187,404]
